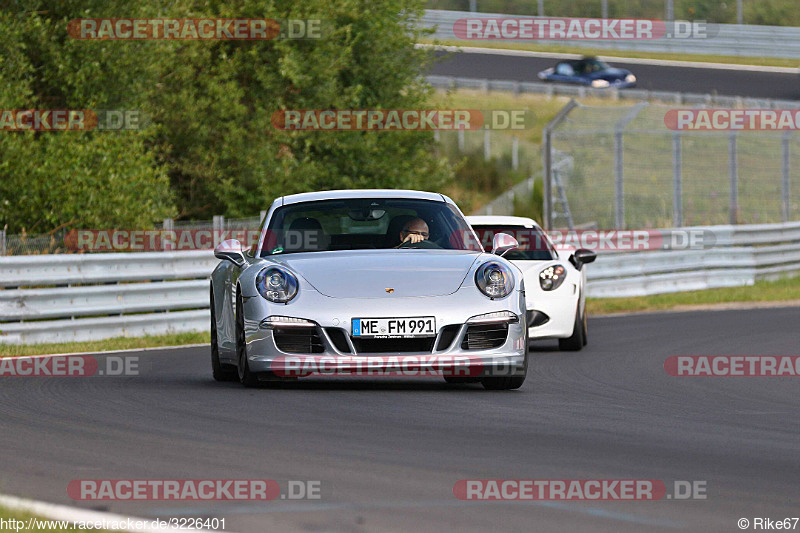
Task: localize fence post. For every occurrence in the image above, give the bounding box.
[782,132,791,222]
[729,133,739,224]
[483,129,491,161]
[542,99,579,230]
[613,102,648,229]
[672,133,683,227]
[0,229,5,256]
[601,0,608,18]
[469,0,477,12]
[512,136,519,170]
[665,0,674,21]
[538,0,544,16]
[162,218,174,251]
[614,130,624,229]
[457,129,465,152]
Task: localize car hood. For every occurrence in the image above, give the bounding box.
[270,250,482,298]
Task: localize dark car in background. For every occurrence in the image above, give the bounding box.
[538,57,637,88]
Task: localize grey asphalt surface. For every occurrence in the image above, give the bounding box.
[429,50,800,101]
[1,307,798,532]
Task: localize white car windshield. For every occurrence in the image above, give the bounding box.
[471,225,557,261]
[260,198,483,255]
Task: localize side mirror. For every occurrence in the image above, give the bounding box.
[570,248,597,270]
[214,239,246,267]
[491,233,519,257]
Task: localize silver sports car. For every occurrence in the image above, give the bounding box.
[210,189,528,389]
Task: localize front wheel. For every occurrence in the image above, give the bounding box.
[211,289,237,382]
[235,293,260,387]
[559,304,585,351]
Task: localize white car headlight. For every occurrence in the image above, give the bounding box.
[591,79,610,88]
[539,264,566,291]
[475,262,514,299]
[256,266,298,303]
[625,74,636,83]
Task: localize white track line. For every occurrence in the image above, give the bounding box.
[0,493,228,532]
[417,43,799,73]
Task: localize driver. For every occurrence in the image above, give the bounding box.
[396,217,430,247]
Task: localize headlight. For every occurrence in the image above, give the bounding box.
[591,79,610,88]
[256,266,298,303]
[625,74,636,83]
[539,265,566,291]
[475,262,514,299]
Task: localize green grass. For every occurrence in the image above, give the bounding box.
[0,506,108,532]
[587,275,800,315]
[423,38,800,68]
[0,331,207,358]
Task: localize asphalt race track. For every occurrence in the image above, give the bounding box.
[1,307,798,532]
[429,49,800,101]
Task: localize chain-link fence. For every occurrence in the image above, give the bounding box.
[542,100,800,229]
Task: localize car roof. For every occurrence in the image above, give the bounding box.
[279,189,447,206]
[465,215,540,228]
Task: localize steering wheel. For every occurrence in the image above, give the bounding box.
[397,239,442,249]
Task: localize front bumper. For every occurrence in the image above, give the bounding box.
[242,287,526,378]
[525,284,580,339]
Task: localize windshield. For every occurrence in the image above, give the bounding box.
[260,198,483,256]
[471,225,557,261]
[580,58,611,73]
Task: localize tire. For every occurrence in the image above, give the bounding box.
[443,376,482,384]
[581,306,588,346]
[558,304,585,351]
[481,330,528,390]
[211,289,237,382]
[235,292,260,388]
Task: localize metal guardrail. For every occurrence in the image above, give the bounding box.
[586,222,800,297]
[427,75,800,109]
[0,251,216,345]
[420,9,800,59]
[1,222,798,344]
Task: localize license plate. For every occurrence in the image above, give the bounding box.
[352,317,436,338]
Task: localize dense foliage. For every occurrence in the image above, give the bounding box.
[0,0,451,232]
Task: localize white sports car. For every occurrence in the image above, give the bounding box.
[466,216,596,351]
[211,190,529,389]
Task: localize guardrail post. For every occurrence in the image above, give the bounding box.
[0,229,5,256]
[782,132,791,222]
[512,136,519,170]
[729,133,739,224]
[672,133,683,227]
